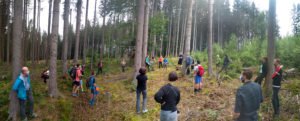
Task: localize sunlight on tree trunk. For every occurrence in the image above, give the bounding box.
[207,0,214,76]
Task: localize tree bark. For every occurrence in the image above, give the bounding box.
[142,0,149,66]
[133,0,145,83]
[182,0,194,76]
[62,0,70,74]
[46,0,52,64]
[265,0,276,97]
[91,0,97,70]
[207,0,213,76]
[74,0,82,64]
[8,0,23,120]
[83,0,89,64]
[175,0,182,57]
[48,0,61,97]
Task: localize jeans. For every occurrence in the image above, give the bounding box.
[19,90,34,120]
[160,110,178,121]
[136,90,147,112]
[122,66,125,72]
[159,62,163,68]
[97,67,103,75]
[272,87,280,115]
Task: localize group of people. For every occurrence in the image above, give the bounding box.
[145,55,169,71]
[11,55,284,121]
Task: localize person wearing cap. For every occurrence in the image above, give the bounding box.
[154,72,180,121]
[234,69,263,121]
[12,67,37,121]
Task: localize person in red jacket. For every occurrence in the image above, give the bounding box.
[272,59,283,117]
[158,56,163,69]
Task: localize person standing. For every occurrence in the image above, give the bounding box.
[12,67,37,121]
[145,55,151,71]
[154,72,180,121]
[234,69,263,121]
[255,57,268,85]
[72,64,82,97]
[194,61,205,93]
[87,71,97,106]
[185,56,193,75]
[159,56,163,69]
[177,54,183,70]
[97,61,103,75]
[219,54,230,74]
[136,68,148,113]
[163,57,169,70]
[272,59,283,117]
[121,59,127,72]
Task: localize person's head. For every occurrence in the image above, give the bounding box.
[261,57,267,63]
[91,71,95,75]
[274,59,280,66]
[168,72,178,82]
[76,64,80,68]
[21,67,30,77]
[197,60,201,65]
[240,69,253,83]
[139,67,147,75]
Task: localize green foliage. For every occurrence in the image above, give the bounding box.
[57,99,73,121]
[277,36,300,69]
[149,13,168,35]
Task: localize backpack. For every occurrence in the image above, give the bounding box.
[70,68,77,79]
[197,65,205,76]
[86,76,94,88]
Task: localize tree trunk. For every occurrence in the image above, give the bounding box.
[37,0,41,63]
[90,0,97,70]
[62,0,70,75]
[152,35,156,56]
[31,0,36,64]
[181,0,194,76]
[101,16,106,60]
[167,14,172,57]
[142,0,149,66]
[83,0,89,64]
[6,0,11,63]
[175,0,182,57]
[265,0,276,97]
[207,0,213,76]
[133,0,145,83]
[48,0,61,97]
[46,0,52,64]
[74,0,82,64]
[8,0,23,120]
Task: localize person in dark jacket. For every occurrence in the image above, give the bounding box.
[255,57,268,85]
[272,59,283,117]
[136,67,148,113]
[219,54,230,74]
[154,72,180,121]
[234,69,263,121]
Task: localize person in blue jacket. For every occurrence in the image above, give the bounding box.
[12,67,37,121]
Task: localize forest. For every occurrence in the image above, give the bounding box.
[0,0,300,121]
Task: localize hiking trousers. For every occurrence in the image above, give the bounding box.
[19,90,34,120]
[136,90,147,113]
[160,110,178,121]
[272,87,280,115]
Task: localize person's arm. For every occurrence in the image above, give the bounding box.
[12,78,20,91]
[176,89,180,105]
[234,89,242,119]
[154,87,165,104]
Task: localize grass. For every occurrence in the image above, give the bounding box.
[0,58,299,121]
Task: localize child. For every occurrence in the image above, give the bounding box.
[163,57,168,69]
[194,60,205,93]
[87,71,98,106]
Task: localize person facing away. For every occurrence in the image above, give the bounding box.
[219,54,230,74]
[121,59,126,72]
[163,57,168,69]
[136,67,148,113]
[72,64,82,97]
[272,59,283,117]
[159,56,164,68]
[185,56,193,75]
[97,61,103,75]
[234,69,263,121]
[41,69,49,84]
[178,54,183,65]
[254,57,268,85]
[194,60,205,93]
[145,55,151,71]
[12,67,37,121]
[87,71,97,106]
[154,72,180,121]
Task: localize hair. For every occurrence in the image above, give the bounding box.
[197,60,201,64]
[91,71,95,75]
[168,72,178,82]
[139,67,147,75]
[263,57,268,62]
[242,69,253,80]
[76,64,80,67]
[275,59,281,64]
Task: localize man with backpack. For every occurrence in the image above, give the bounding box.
[185,55,193,75]
[194,61,205,93]
[219,54,230,74]
[86,71,98,106]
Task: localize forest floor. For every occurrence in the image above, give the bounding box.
[0,59,299,121]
